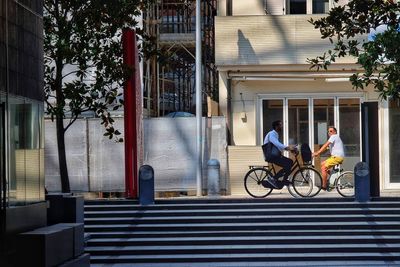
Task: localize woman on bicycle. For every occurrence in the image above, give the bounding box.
[262,120,297,189]
[312,126,345,191]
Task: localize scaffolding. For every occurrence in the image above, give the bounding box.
[143,0,218,117]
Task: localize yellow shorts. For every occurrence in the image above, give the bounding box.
[324,156,344,169]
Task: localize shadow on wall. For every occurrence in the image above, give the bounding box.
[238,30,259,65]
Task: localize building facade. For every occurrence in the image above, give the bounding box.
[0,0,46,263]
[143,0,218,117]
[216,0,400,195]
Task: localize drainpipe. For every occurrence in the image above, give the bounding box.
[227,78,233,145]
[196,0,202,196]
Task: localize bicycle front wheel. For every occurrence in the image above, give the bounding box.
[292,167,322,197]
[244,168,273,198]
[335,171,355,197]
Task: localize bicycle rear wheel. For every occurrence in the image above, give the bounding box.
[244,168,273,198]
[292,167,322,197]
[286,182,300,198]
[335,171,355,197]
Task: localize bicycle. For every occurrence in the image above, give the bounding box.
[244,149,323,198]
[325,164,355,197]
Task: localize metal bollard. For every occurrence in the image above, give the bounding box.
[354,162,370,202]
[139,165,154,205]
[207,159,220,196]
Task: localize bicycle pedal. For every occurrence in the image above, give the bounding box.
[326,185,335,192]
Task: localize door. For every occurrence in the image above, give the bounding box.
[312,99,334,171]
[0,102,6,252]
[388,99,400,189]
[361,102,379,197]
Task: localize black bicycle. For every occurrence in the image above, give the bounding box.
[244,150,323,198]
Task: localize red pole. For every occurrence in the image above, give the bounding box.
[122,29,138,198]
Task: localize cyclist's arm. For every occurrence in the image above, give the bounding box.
[268,132,287,151]
[313,140,330,157]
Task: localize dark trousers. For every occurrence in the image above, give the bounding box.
[269,155,293,180]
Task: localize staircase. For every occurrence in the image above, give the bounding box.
[84,198,400,266]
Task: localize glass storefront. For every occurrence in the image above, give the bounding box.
[1,0,45,208]
[339,98,360,171]
[288,99,309,145]
[262,99,284,138]
[0,96,45,207]
[262,96,361,172]
[8,97,45,206]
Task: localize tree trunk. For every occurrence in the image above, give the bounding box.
[56,115,70,193]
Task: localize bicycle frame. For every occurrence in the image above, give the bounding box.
[327,165,343,185]
[269,151,305,180]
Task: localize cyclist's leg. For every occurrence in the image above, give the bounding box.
[271,155,293,181]
[320,160,330,189]
[322,156,343,189]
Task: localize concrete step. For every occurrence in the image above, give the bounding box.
[86,229,400,239]
[84,221,400,232]
[84,214,400,225]
[86,235,400,247]
[84,197,400,205]
[84,198,353,206]
[90,260,400,267]
[84,199,400,265]
[85,243,400,255]
[84,207,400,217]
[89,252,400,264]
[84,201,400,211]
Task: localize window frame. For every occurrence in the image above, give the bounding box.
[285,0,332,14]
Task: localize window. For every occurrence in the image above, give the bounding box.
[313,0,329,14]
[287,0,307,14]
[286,0,330,14]
[288,99,309,145]
[262,100,283,140]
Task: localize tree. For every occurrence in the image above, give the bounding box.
[44,0,150,193]
[308,0,400,100]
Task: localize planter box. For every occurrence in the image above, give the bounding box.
[46,194,84,225]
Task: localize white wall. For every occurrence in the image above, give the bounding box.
[215,15,365,66]
[232,0,266,15]
[143,117,228,193]
[45,117,228,194]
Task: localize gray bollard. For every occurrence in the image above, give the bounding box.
[354,162,370,202]
[139,165,154,205]
[207,159,220,196]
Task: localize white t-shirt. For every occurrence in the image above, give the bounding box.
[328,134,345,158]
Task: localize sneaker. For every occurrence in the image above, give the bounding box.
[326,184,335,192]
[264,176,279,189]
[282,179,292,186]
[261,179,273,188]
[275,180,285,189]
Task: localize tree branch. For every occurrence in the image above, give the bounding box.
[64,115,78,132]
[62,70,81,79]
[45,99,54,110]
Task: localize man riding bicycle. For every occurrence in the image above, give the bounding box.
[312,126,345,191]
[262,120,297,189]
